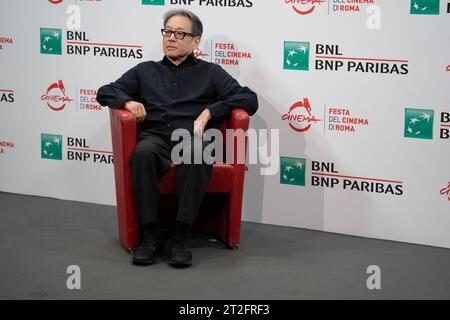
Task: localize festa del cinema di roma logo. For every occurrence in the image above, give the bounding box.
[41,80,74,111]
[282,98,321,132]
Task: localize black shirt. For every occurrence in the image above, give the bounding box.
[96,53,258,132]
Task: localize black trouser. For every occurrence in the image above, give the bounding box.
[130,129,213,227]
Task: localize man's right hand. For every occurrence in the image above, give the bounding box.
[123,100,147,123]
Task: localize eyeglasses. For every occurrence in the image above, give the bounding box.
[161,29,196,40]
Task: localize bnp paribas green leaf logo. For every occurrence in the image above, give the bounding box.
[142,0,165,5]
[283,41,309,71]
[404,108,434,140]
[40,28,62,55]
[280,157,306,186]
[41,133,63,160]
[410,0,440,15]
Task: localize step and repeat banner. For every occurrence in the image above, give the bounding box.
[1,0,449,248]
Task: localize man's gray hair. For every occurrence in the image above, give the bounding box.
[163,9,203,37]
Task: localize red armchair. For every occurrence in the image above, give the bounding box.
[109,108,250,251]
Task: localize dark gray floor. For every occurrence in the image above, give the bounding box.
[0,191,449,300]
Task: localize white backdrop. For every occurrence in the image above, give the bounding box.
[1,0,449,248]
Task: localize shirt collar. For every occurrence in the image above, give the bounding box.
[162,52,198,67]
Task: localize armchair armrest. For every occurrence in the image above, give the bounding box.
[109,108,139,249]
[228,108,250,132]
[110,108,137,163]
[225,108,250,248]
[226,109,250,168]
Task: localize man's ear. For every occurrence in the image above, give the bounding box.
[193,36,201,50]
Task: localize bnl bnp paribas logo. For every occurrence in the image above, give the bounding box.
[40,28,62,55]
[41,134,114,163]
[283,41,408,75]
[410,0,440,15]
[40,28,143,58]
[142,0,165,5]
[404,108,450,140]
[280,158,404,196]
[404,108,434,140]
[280,157,306,186]
[283,41,310,71]
[41,134,63,160]
[142,0,254,7]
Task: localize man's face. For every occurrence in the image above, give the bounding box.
[163,15,201,62]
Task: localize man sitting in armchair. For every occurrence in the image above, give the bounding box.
[96,9,258,268]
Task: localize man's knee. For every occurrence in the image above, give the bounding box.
[130,142,163,167]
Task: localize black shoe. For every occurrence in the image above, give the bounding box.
[169,239,192,268]
[132,226,161,265]
[132,246,159,265]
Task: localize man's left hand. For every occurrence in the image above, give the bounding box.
[194,108,212,138]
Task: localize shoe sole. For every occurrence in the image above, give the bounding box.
[169,259,192,268]
[132,257,157,265]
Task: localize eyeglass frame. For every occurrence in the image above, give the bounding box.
[161,28,197,40]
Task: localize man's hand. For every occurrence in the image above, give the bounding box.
[123,100,147,123]
[194,108,212,138]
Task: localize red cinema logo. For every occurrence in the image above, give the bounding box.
[282,98,321,132]
[285,0,327,15]
[41,80,74,111]
[194,48,209,59]
[440,182,450,202]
